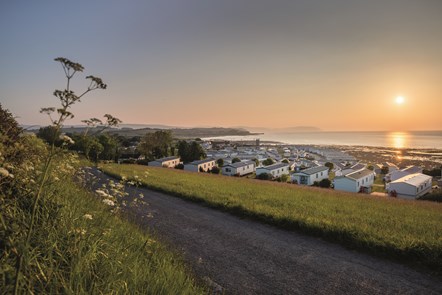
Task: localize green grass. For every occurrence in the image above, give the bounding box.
[1,166,204,294]
[101,163,442,273]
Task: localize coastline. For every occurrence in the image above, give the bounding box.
[206,138,442,169]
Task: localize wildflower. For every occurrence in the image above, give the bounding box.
[102,199,115,206]
[95,189,109,198]
[0,167,9,178]
[74,228,86,235]
[83,214,93,220]
[60,134,75,145]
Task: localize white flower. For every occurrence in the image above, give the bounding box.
[102,199,115,206]
[95,189,110,198]
[0,167,9,178]
[83,214,93,220]
[60,134,75,145]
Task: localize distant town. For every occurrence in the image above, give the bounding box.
[119,136,441,201]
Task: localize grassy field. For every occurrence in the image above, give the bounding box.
[2,161,204,294]
[101,163,442,273]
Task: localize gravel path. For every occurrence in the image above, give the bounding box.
[89,168,442,294]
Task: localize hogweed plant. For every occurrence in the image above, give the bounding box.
[13,57,117,294]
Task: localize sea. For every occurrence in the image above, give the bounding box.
[203,131,442,150]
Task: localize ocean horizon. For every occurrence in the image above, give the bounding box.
[204,130,442,149]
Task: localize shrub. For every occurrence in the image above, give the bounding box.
[210,166,220,174]
[232,158,241,163]
[136,159,150,165]
[256,173,272,180]
[175,163,184,170]
[318,178,331,188]
[262,158,274,166]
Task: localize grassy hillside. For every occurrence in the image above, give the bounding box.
[1,166,204,293]
[0,125,204,293]
[101,163,442,273]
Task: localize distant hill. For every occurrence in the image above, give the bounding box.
[29,126,260,139]
[233,126,322,133]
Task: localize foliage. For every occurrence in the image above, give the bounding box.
[0,60,202,293]
[175,163,184,170]
[102,163,442,272]
[138,131,173,161]
[262,158,274,166]
[318,178,331,188]
[423,168,442,177]
[419,189,442,202]
[177,140,206,163]
[281,159,289,164]
[251,158,260,166]
[232,157,241,163]
[210,166,220,174]
[256,173,272,180]
[97,134,119,161]
[276,174,290,182]
[36,125,62,146]
[325,162,334,171]
[216,158,224,167]
[381,166,389,175]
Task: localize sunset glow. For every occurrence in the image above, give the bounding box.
[395,96,405,105]
[1,1,441,131]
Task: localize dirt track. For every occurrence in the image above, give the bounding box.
[89,168,442,294]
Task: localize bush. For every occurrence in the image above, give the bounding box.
[175,163,184,170]
[216,158,224,167]
[256,173,272,180]
[419,189,442,202]
[136,159,150,165]
[232,158,241,163]
[210,166,220,174]
[318,178,331,188]
[276,174,290,182]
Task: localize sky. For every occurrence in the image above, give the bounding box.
[1,0,441,131]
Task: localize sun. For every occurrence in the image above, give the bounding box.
[395,96,405,104]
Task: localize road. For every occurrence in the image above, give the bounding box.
[88,168,442,294]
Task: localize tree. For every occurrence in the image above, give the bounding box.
[88,137,104,163]
[216,158,224,167]
[98,134,119,161]
[381,166,389,175]
[282,159,289,164]
[325,162,334,171]
[367,165,374,171]
[177,140,191,163]
[251,158,260,166]
[138,130,173,160]
[37,126,62,146]
[177,140,206,163]
[189,141,206,161]
[232,157,241,163]
[262,158,274,166]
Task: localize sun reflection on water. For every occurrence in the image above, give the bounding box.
[388,132,409,149]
